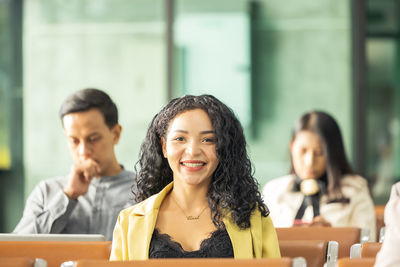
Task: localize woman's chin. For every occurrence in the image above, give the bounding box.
[176,176,211,187]
[299,175,318,180]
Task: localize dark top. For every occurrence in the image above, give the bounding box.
[149,228,234,258]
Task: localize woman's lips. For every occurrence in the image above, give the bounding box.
[180,161,206,171]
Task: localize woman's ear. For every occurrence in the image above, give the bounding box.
[161,137,167,158]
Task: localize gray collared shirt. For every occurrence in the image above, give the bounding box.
[13,169,136,241]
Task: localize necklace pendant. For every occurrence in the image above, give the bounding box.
[186,215,200,220]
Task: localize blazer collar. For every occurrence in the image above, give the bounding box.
[132,182,174,216]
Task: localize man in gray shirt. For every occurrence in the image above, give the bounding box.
[14,88,136,241]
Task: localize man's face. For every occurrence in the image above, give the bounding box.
[63,108,121,176]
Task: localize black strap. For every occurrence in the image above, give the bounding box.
[295,195,320,219]
[292,175,325,220]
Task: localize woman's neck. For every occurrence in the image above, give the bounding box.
[170,182,209,211]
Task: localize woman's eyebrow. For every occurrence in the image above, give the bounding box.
[171,130,214,134]
[172,130,188,133]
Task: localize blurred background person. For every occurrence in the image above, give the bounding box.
[13,89,136,240]
[374,182,400,267]
[111,95,280,260]
[263,111,376,241]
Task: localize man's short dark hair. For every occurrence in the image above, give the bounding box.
[59,88,118,128]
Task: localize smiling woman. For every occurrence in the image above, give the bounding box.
[161,109,219,188]
[110,94,281,260]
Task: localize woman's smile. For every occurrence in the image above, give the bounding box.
[181,160,207,171]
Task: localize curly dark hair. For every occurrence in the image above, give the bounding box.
[134,94,268,229]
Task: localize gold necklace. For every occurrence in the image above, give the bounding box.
[171,194,208,220]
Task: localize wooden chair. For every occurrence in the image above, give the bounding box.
[374,205,385,242]
[279,239,337,267]
[0,257,47,267]
[350,242,382,258]
[361,242,382,258]
[63,258,307,267]
[276,227,367,258]
[0,241,111,267]
[337,257,375,267]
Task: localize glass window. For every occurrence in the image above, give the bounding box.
[23,0,167,193]
[0,0,12,170]
[366,0,400,204]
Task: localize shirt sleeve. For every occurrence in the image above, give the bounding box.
[13,180,77,234]
[374,183,400,267]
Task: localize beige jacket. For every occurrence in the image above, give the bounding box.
[262,174,376,241]
[374,182,400,267]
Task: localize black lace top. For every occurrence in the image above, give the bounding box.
[149,228,234,258]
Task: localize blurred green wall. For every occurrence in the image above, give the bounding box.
[248,0,353,185]
[0,0,24,233]
[172,0,353,185]
[1,0,354,231]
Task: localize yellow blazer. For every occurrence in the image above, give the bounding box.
[110,183,281,260]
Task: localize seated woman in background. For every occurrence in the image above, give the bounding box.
[263,111,376,241]
[110,95,280,260]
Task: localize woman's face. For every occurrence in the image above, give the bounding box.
[162,108,219,187]
[290,130,326,180]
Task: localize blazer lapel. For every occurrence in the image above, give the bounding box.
[129,182,174,259]
[224,216,253,258]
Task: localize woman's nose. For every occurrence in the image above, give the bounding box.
[304,151,315,167]
[185,140,201,156]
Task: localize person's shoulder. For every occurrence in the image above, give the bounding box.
[262,174,295,203]
[392,182,400,194]
[25,175,68,199]
[35,175,69,189]
[341,174,368,189]
[116,169,135,179]
[263,174,294,191]
[340,174,370,197]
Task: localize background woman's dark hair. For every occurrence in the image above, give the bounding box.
[134,94,268,229]
[59,88,118,129]
[290,111,354,197]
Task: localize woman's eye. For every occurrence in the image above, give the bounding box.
[174,137,184,141]
[203,137,215,143]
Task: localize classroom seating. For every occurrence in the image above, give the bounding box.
[374,205,385,242]
[62,258,307,267]
[0,257,47,267]
[279,239,337,267]
[378,226,385,243]
[361,242,382,258]
[337,257,375,267]
[276,227,368,258]
[0,241,111,267]
[350,242,382,258]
